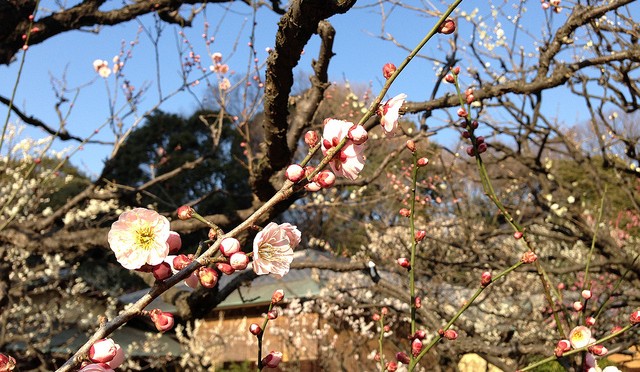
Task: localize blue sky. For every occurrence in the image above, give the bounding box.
[0,1,595,177]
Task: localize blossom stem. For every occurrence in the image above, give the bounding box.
[409,151,419,339]
[378,314,385,372]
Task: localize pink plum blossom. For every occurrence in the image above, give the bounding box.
[89,338,118,363]
[252,222,301,278]
[0,354,16,371]
[379,93,407,136]
[321,119,366,180]
[262,351,283,368]
[108,208,171,270]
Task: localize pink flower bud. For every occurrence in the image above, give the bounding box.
[348,124,368,145]
[451,66,461,75]
[381,307,389,316]
[382,63,397,79]
[372,313,381,321]
[173,254,193,270]
[417,157,429,167]
[262,351,282,368]
[166,231,182,254]
[198,267,219,288]
[477,142,488,153]
[176,205,194,220]
[152,262,172,281]
[481,271,492,287]
[216,262,235,275]
[457,107,467,117]
[395,352,410,364]
[443,329,458,340]
[268,310,278,320]
[304,130,319,147]
[229,252,249,270]
[397,257,411,269]
[286,164,306,183]
[150,309,174,332]
[315,170,336,188]
[611,325,623,333]
[573,301,583,312]
[557,339,571,352]
[438,18,456,34]
[445,74,455,83]
[630,310,640,324]
[271,289,285,304]
[514,231,524,239]
[220,237,241,256]
[413,330,427,340]
[581,290,592,299]
[399,208,411,217]
[0,354,16,371]
[414,296,422,309]
[384,325,390,333]
[386,362,398,371]
[304,182,322,192]
[249,323,262,335]
[520,251,537,264]
[89,338,118,363]
[406,140,416,152]
[374,353,381,362]
[414,230,426,241]
[466,94,475,104]
[585,316,596,326]
[411,338,423,356]
[476,136,485,144]
[589,344,608,356]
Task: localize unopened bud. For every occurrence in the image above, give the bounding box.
[477,142,488,153]
[581,290,592,300]
[249,323,262,335]
[438,18,456,34]
[443,329,458,340]
[520,251,537,264]
[305,182,322,192]
[229,252,249,270]
[167,231,182,254]
[451,66,460,75]
[589,344,608,356]
[573,301,583,312]
[414,296,422,309]
[271,289,285,304]
[417,157,429,167]
[198,267,219,288]
[411,338,423,356]
[630,310,640,324]
[406,140,416,152]
[372,313,381,321]
[286,164,306,183]
[481,271,492,287]
[172,254,193,270]
[466,94,475,104]
[177,205,195,220]
[386,362,398,371]
[445,74,455,83]
[397,257,411,269]
[262,351,283,368]
[585,316,596,326]
[382,63,397,79]
[399,208,411,217]
[413,330,427,340]
[152,262,172,281]
[514,231,524,239]
[304,130,319,147]
[315,170,336,188]
[220,237,241,256]
[216,262,235,275]
[466,146,476,157]
[457,107,467,117]
[414,230,426,241]
[268,310,278,320]
[381,307,389,316]
[395,352,410,364]
[348,124,368,145]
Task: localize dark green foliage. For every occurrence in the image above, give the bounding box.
[102,110,251,214]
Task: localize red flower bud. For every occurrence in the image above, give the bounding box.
[585,316,596,326]
[520,251,537,264]
[152,262,172,281]
[481,271,492,287]
[167,231,182,254]
[451,66,460,75]
[89,338,117,363]
[397,257,411,269]
[176,205,194,220]
[581,290,592,300]
[417,157,429,167]
[513,231,524,239]
[630,310,640,324]
[386,362,398,371]
[395,352,410,364]
[382,63,397,79]
[438,18,456,34]
[477,142,488,153]
[0,353,16,371]
[271,289,285,304]
[445,74,455,83]
[315,170,336,188]
[372,313,381,321]
[150,309,174,332]
[466,146,476,157]
[381,307,389,316]
[411,338,423,356]
[414,296,422,309]
[262,351,282,368]
[216,263,235,275]
[268,310,278,320]
[304,130,319,147]
[413,330,427,340]
[415,230,426,241]
[229,252,249,270]
[443,329,458,340]
[249,323,262,335]
[406,140,416,152]
[173,254,193,270]
[589,344,608,356]
[399,208,411,217]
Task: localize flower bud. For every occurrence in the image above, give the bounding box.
[481,271,492,287]
[630,310,640,324]
[216,262,235,275]
[374,353,381,362]
[173,254,193,270]
[406,140,416,152]
[585,316,596,326]
[557,339,571,352]
[286,164,306,183]
[220,237,241,256]
[89,338,117,363]
[262,351,282,368]
[477,142,488,153]
[271,289,285,304]
[466,93,475,104]
[167,231,182,254]
[0,354,16,371]
[451,66,460,75]
[315,170,336,188]
[514,231,524,239]
[520,251,537,264]
[381,307,389,316]
[152,262,172,281]
[581,290,592,300]
[573,301,583,311]
[305,181,322,192]
[382,63,397,79]
[466,146,476,157]
[417,157,429,167]
[249,323,262,335]
[414,296,422,309]
[229,252,249,270]
[443,329,458,340]
[150,309,174,332]
[411,338,423,356]
[348,124,368,145]
[438,18,456,34]
[457,107,467,117]
[304,130,319,147]
[395,352,410,364]
[399,208,411,217]
[589,344,608,356]
[372,313,381,321]
[386,362,398,371]
[177,205,194,220]
[414,230,426,241]
[397,257,411,269]
[198,267,219,288]
[444,74,455,83]
[413,330,427,340]
[268,310,278,320]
